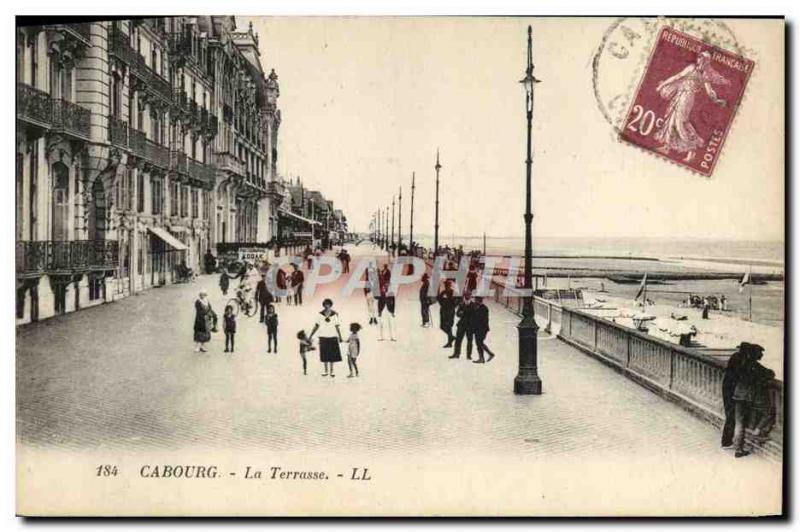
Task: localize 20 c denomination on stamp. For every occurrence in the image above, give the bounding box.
[619,27,754,176]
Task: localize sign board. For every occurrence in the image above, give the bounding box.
[238,247,265,262]
[294,232,313,238]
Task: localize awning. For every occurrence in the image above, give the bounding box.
[278,209,321,226]
[147,226,188,251]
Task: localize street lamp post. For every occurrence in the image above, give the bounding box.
[398,186,403,250]
[391,196,395,255]
[434,150,441,255]
[514,25,543,396]
[385,206,389,252]
[410,172,416,249]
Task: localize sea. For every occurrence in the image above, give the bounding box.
[408,234,785,326]
[411,235,784,265]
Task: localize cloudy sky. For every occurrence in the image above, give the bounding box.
[243,17,783,242]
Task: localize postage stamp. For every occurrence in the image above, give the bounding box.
[619,27,754,176]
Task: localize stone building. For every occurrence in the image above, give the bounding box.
[15,17,285,325]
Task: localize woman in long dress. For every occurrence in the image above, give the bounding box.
[653,51,729,162]
[308,298,344,377]
[193,291,215,352]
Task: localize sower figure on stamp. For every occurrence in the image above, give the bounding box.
[437,279,456,347]
[653,50,729,163]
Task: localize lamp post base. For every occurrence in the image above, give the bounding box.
[514,373,542,395]
[515,305,542,395]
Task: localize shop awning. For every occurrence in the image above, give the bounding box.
[147,226,188,251]
[278,209,321,226]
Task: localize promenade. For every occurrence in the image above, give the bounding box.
[16,243,781,515]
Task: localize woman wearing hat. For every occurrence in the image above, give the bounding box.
[193,291,216,352]
[308,298,344,377]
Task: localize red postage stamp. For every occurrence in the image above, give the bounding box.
[620,27,754,176]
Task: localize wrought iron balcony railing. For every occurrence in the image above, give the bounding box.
[51,99,91,139]
[17,83,52,126]
[16,240,119,276]
[108,115,129,148]
[214,151,245,177]
[170,150,189,178]
[145,138,170,169]
[17,84,91,139]
[129,128,146,158]
[188,157,216,188]
[108,27,137,65]
[267,180,286,199]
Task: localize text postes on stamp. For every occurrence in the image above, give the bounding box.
[619,27,754,176]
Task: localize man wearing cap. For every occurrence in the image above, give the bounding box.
[731,343,775,458]
[721,342,750,449]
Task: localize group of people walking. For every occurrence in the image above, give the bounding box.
[434,281,494,364]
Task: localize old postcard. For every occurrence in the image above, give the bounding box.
[14,16,784,516]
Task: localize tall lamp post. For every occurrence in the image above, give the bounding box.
[385,206,389,252]
[434,150,441,255]
[410,172,416,249]
[514,25,543,395]
[398,186,403,250]
[391,196,396,255]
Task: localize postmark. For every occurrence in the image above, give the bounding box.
[618,27,754,176]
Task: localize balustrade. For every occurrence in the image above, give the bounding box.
[16,240,119,275]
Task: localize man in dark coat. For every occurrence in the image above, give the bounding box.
[731,343,775,457]
[291,264,305,306]
[721,342,750,448]
[449,292,476,360]
[419,273,432,327]
[256,275,274,323]
[472,296,494,363]
[437,280,456,347]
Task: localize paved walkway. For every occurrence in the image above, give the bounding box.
[16,243,781,515]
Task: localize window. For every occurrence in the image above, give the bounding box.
[191,189,198,219]
[29,141,38,240]
[170,181,178,216]
[152,177,163,215]
[137,170,145,213]
[29,34,37,87]
[110,74,121,118]
[127,169,134,211]
[180,186,188,217]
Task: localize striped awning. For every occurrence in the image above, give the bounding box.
[278,209,321,226]
[147,226,188,251]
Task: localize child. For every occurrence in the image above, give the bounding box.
[347,323,362,378]
[223,305,236,353]
[265,304,279,353]
[296,330,315,375]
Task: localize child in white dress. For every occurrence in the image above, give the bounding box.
[347,323,362,378]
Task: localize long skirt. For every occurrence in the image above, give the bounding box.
[319,336,342,363]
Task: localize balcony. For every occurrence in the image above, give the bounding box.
[267,180,286,200]
[129,128,146,158]
[145,139,170,169]
[16,240,119,276]
[17,84,91,139]
[108,27,137,65]
[17,83,52,127]
[215,152,245,177]
[187,157,216,189]
[109,27,171,103]
[170,151,189,179]
[108,115,129,148]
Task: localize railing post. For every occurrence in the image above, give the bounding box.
[626,332,631,367]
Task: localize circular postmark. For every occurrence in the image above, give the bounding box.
[592,17,748,136]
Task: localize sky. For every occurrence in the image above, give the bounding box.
[242,17,784,242]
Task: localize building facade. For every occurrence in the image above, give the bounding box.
[15,17,285,325]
